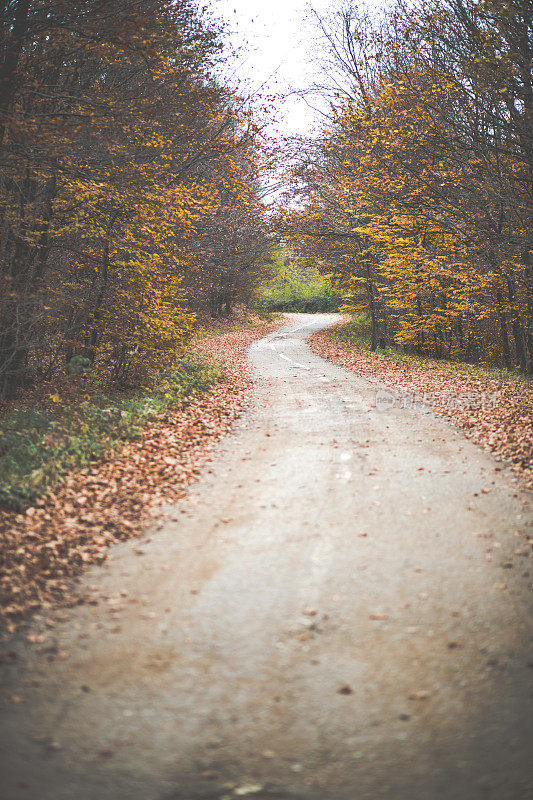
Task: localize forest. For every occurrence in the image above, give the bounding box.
[0,0,531,412]
[0,0,271,403]
[279,0,532,374]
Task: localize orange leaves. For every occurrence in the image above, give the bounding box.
[279,24,530,372]
[0,0,272,401]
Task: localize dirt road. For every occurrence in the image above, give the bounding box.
[0,313,531,800]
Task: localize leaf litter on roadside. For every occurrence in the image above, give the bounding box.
[310,329,533,489]
[0,319,283,633]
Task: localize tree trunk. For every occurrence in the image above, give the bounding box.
[0,0,30,150]
[496,289,512,369]
[506,277,528,373]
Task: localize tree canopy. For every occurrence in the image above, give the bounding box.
[0,0,272,398]
[278,0,532,373]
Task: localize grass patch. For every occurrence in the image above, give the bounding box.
[327,316,529,385]
[0,352,221,511]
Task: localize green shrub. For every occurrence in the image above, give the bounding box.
[257,291,342,313]
[255,259,343,313]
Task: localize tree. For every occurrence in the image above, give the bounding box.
[278,0,532,372]
[0,0,271,398]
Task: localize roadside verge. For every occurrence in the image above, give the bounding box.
[0,317,283,633]
[309,322,532,490]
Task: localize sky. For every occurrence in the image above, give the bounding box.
[214,0,336,138]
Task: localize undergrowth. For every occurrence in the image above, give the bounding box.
[0,352,221,510]
[255,253,343,313]
[329,316,529,385]
[256,279,342,313]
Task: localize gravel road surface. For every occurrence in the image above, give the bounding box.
[0,313,531,800]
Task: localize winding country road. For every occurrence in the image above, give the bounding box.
[1,313,532,800]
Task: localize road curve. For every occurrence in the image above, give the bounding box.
[0,313,531,800]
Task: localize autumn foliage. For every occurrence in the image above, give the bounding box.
[0,0,271,400]
[278,0,532,374]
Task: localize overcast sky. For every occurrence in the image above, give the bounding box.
[214,0,337,138]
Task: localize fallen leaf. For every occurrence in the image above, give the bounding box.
[408,690,431,700]
[0,651,17,664]
[27,632,47,644]
[337,684,353,695]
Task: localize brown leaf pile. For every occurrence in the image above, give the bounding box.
[310,328,533,488]
[0,318,282,633]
